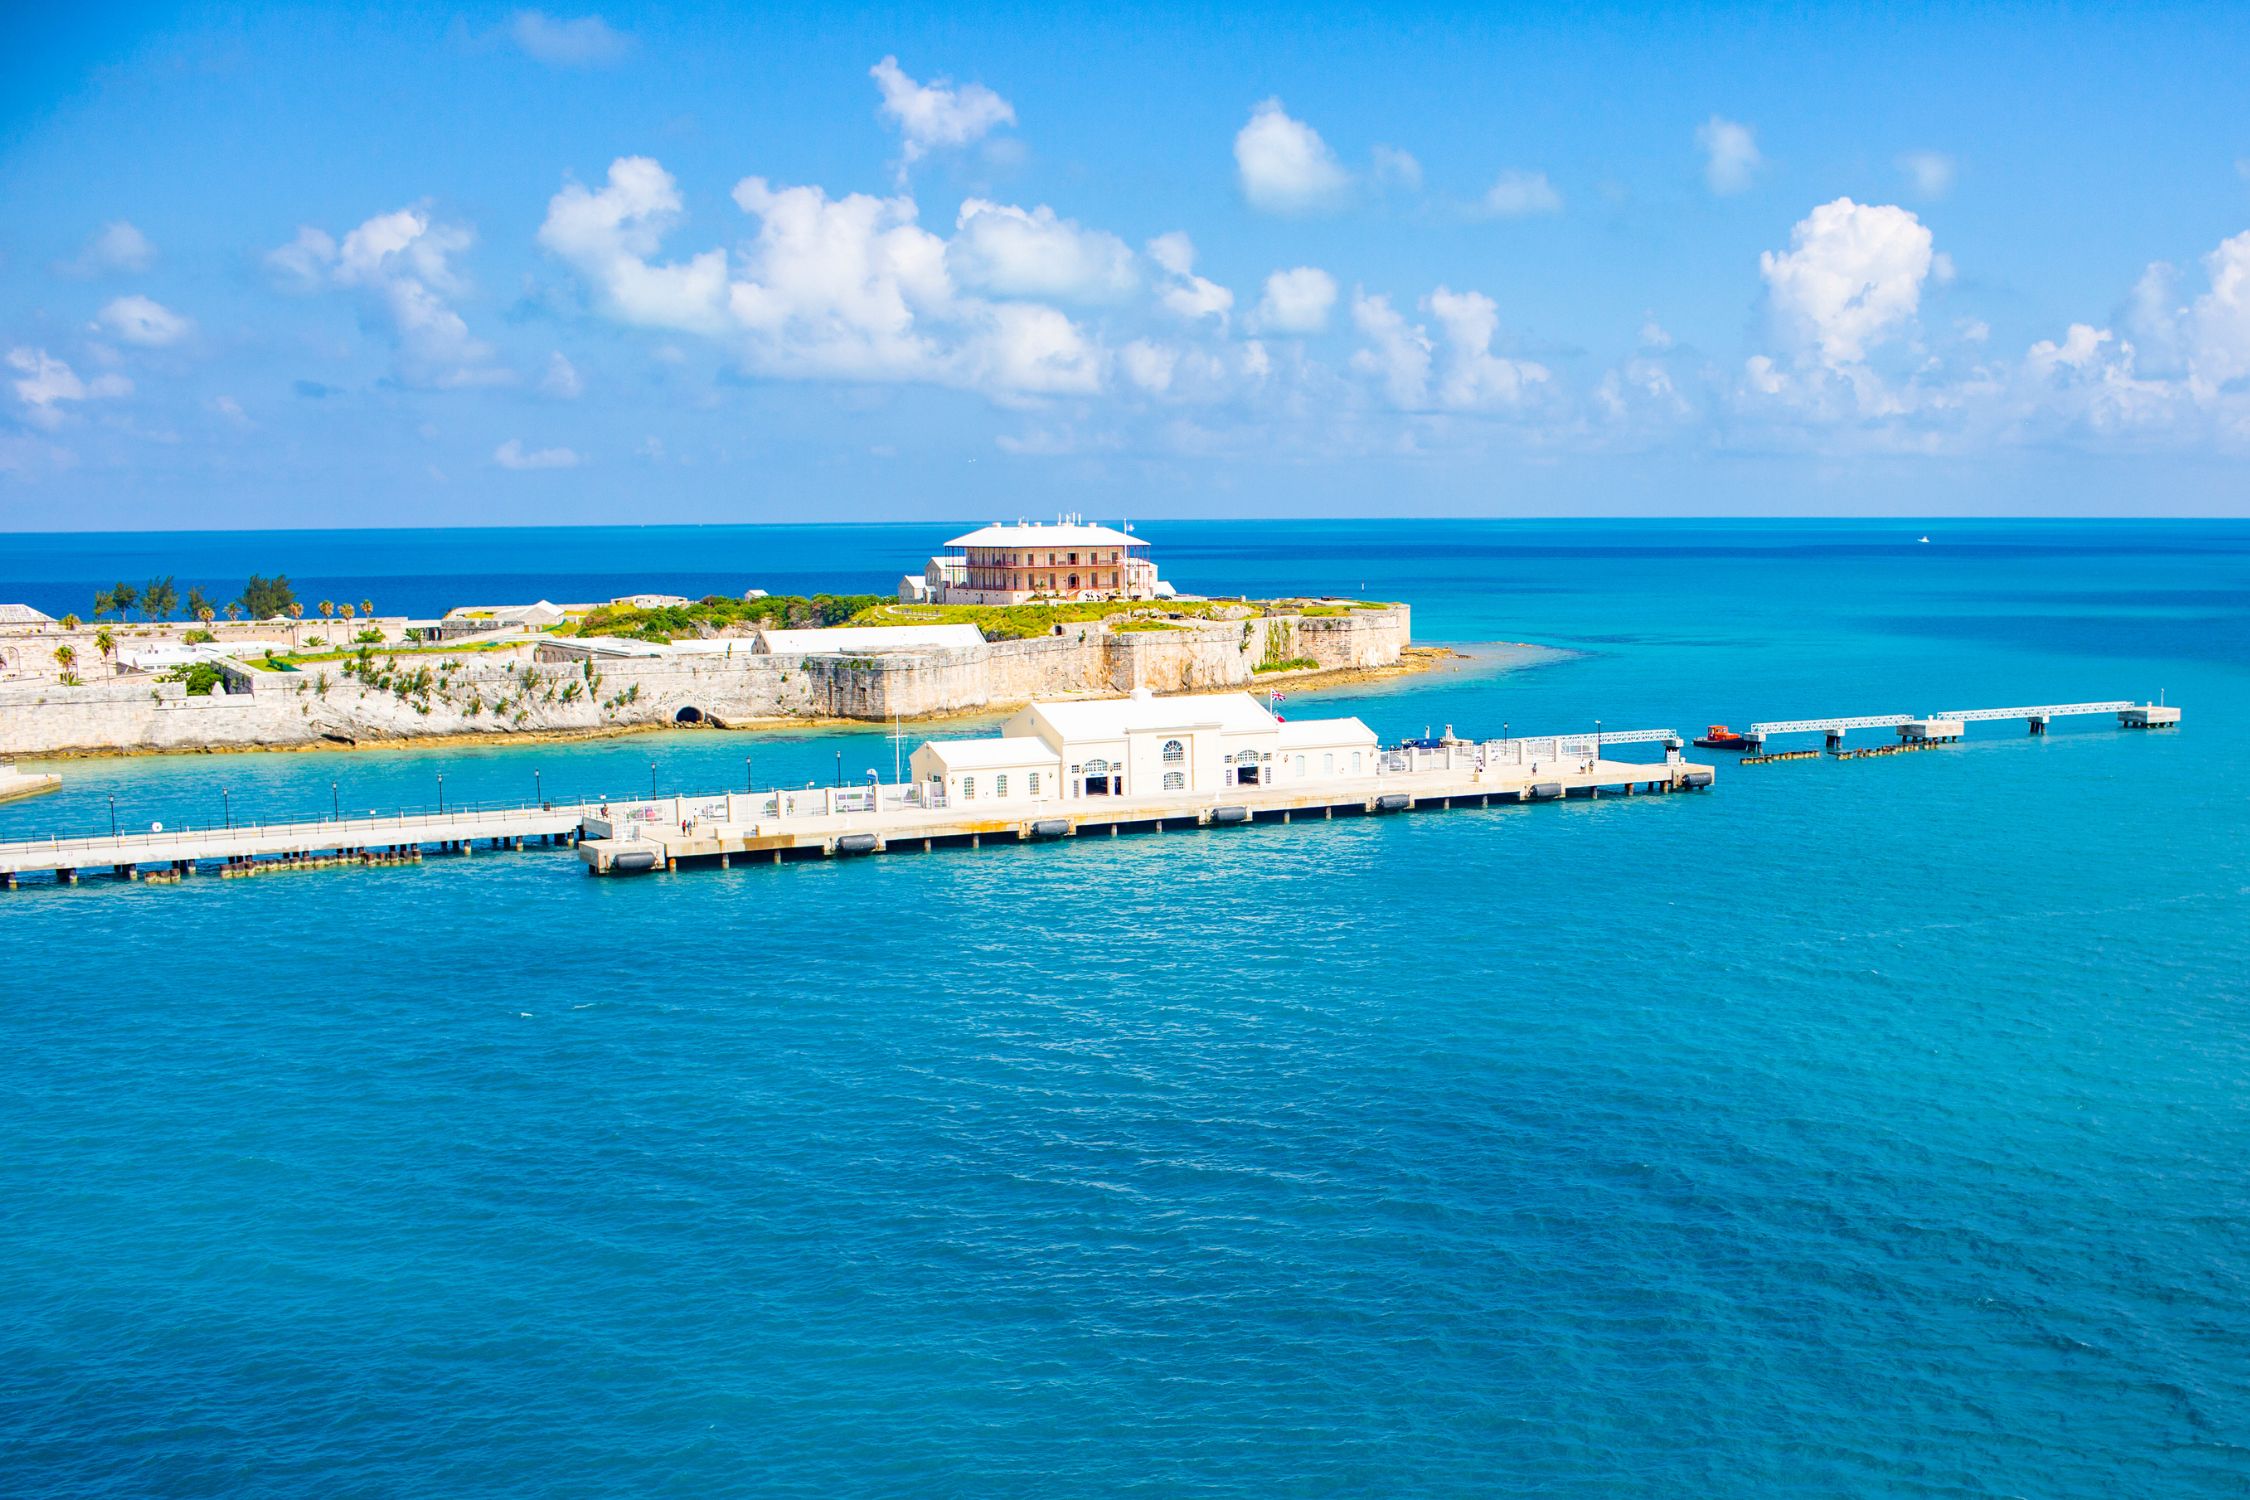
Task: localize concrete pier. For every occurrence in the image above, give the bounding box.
[574,754,1713,876]
[0,804,581,885]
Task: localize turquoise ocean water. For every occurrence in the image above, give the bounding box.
[2,521,2246,1496]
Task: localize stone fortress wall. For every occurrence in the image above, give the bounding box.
[0,606,1410,757]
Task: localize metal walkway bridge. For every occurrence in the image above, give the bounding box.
[1743,700,2177,748]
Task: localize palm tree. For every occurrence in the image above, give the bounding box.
[339,602,356,621]
[320,600,335,622]
[224,601,241,622]
[60,613,80,631]
[94,627,115,664]
[360,598,374,619]
[288,602,305,621]
[53,644,76,674]
[197,606,215,626]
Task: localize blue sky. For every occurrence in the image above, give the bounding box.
[4,1,2248,528]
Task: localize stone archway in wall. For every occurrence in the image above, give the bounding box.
[675,705,706,725]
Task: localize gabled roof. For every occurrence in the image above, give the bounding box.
[1026,691,1278,741]
[0,604,55,625]
[916,736,1063,770]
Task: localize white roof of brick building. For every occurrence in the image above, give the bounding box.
[0,604,56,625]
[945,522,1140,549]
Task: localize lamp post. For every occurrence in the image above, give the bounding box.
[222,787,231,829]
[834,750,842,788]
[534,769,543,809]
[745,757,752,793]
[108,793,117,837]
[436,774,444,814]
[331,780,339,821]
[649,762,658,799]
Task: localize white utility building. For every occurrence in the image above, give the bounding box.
[909,689,1377,806]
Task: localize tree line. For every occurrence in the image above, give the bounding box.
[88,575,377,625]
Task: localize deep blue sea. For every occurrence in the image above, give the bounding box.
[2,521,2246,1497]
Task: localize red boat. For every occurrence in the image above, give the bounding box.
[1693,724,1753,750]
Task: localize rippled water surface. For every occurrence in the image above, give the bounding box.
[3,521,2247,1497]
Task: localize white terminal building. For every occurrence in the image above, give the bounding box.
[902,517,1173,605]
[909,688,1377,806]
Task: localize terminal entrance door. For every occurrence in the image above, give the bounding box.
[1078,758,1119,797]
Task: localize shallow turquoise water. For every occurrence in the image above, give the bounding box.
[3,522,2246,1496]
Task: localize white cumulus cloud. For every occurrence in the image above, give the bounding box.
[541,351,583,397]
[1147,232,1233,327]
[1253,266,1338,334]
[948,200,1136,302]
[267,207,501,384]
[7,347,131,429]
[1898,151,1956,200]
[94,294,192,348]
[539,156,730,333]
[1698,115,1763,195]
[1371,145,1423,192]
[870,56,1015,175]
[1235,98,1352,214]
[1426,288,1549,408]
[508,11,630,66]
[494,438,582,469]
[1477,169,1563,218]
[542,155,1110,399]
[1759,197,1934,366]
[60,221,157,277]
[1350,293,1432,407]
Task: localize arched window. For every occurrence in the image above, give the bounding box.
[962,776,977,800]
[1162,771,1184,791]
[1028,772,1040,795]
[1294,755,1307,775]
[1323,752,1334,774]
[995,774,1009,798]
[1351,751,1362,774]
[1162,739,1184,763]
[1083,758,1111,775]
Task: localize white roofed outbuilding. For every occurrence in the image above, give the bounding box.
[908,688,1378,806]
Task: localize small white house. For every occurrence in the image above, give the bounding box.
[909,689,1376,806]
